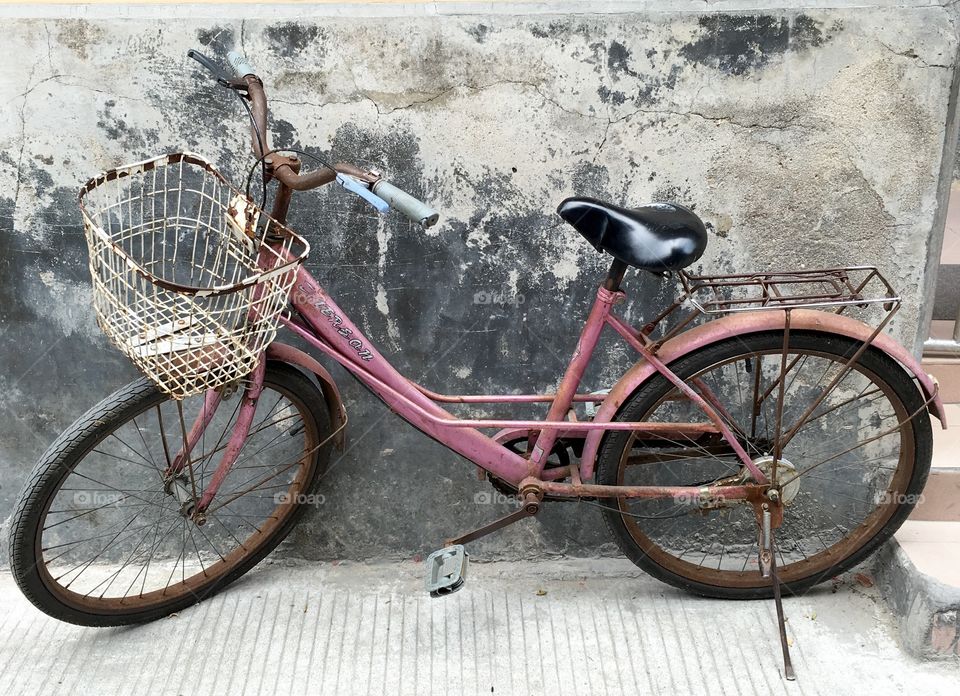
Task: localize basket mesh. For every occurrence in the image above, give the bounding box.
[79,153,309,398]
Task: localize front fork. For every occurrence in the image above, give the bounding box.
[163,357,267,522]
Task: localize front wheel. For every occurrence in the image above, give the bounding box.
[9,362,333,626]
[596,331,932,599]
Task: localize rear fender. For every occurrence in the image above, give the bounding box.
[266,343,347,450]
[579,309,946,479]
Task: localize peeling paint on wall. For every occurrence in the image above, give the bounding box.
[679,14,833,76]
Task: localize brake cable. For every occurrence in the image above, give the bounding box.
[234,94,270,210]
[186,49,380,216]
[242,147,338,207]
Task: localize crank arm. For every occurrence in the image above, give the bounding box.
[445,490,542,546]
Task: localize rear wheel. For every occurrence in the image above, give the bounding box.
[596,331,932,599]
[9,362,332,625]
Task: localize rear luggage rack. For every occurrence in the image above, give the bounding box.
[676,266,900,315]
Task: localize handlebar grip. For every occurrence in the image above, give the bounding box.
[371,181,439,228]
[227,51,256,78]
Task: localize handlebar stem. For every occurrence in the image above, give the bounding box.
[245,76,270,158]
[245,77,380,193]
[269,158,299,224]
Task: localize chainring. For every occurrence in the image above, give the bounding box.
[487,437,572,497]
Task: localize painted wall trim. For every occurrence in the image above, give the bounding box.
[0,1,950,20]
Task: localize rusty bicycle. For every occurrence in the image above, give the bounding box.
[8,49,942,679]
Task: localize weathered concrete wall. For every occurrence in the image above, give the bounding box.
[0,2,957,564]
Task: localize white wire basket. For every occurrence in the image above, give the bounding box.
[78,152,309,399]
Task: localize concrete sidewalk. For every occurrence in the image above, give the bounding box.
[0,558,958,696]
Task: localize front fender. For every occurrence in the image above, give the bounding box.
[579,309,946,479]
[266,342,347,450]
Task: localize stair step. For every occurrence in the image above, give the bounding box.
[922,360,960,403]
[894,520,960,588]
[911,469,960,521]
[931,404,960,469]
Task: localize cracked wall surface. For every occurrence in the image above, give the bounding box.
[0,5,957,563]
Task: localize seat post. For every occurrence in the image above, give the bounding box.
[603,258,629,291]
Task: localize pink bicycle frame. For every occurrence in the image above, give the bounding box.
[276,266,764,486]
[176,262,767,513]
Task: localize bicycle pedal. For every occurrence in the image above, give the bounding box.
[425,545,468,598]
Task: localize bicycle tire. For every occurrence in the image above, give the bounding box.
[9,361,331,626]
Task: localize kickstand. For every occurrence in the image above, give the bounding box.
[769,525,796,681]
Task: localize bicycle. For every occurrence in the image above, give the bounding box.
[7,50,944,679]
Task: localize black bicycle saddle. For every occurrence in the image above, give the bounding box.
[557,197,708,271]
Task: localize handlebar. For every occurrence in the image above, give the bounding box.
[372,181,440,228]
[187,48,440,228]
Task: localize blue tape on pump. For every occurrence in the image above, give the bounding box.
[336,174,391,213]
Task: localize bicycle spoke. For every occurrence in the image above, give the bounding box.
[156,405,173,470]
[107,431,160,472]
[191,408,297,479]
[91,447,158,473]
[131,414,162,474]
[88,519,165,599]
[58,509,154,587]
[67,471,170,512]
[208,454,305,515]
[44,493,144,530]
[123,505,182,599]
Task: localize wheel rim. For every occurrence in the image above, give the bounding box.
[33,377,322,613]
[614,342,916,590]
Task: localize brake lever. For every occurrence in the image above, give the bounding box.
[186,49,247,90]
